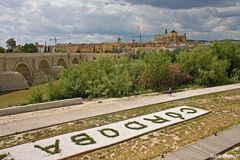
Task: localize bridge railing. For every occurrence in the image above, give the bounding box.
[0,52,119,58]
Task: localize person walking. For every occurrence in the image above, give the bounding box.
[168,86,172,96]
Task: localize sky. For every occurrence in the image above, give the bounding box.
[0,0,240,47]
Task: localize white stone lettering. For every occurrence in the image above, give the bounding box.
[0,106,208,160]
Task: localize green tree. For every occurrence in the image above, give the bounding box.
[143,51,172,89]
[0,47,5,53]
[231,68,240,83]
[211,40,240,77]
[47,56,135,100]
[128,60,145,90]
[22,43,38,53]
[176,50,198,78]
[177,47,229,86]
[165,47,188,63]
[97,56,114,75]
[6,38,16,52]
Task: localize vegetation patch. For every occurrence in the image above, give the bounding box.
[30,40,240,102]
[0,83,48,109]
[0,153,7,160]
[213,144,240,160]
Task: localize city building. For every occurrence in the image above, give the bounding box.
[51,29,188,54]
[154,29,187,45]
[35,44,45,53]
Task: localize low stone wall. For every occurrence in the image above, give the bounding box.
[0,97,83,117]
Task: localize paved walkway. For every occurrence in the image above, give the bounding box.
[153,124,240,160]
[0,83,240,137]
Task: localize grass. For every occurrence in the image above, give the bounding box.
[0,83,48,109]
[0,89,239,160]
[0,78,202,109]
[0,89,31,108]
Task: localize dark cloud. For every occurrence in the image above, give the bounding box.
[124,0,238,9]
[0,0,240,46]
[215,9,240,18]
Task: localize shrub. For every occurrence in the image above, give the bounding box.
[28,87,44,104]
[177,47,229,86]
[45,42,239,101]
[47,80,68,101]
[48,57,133,99]
[211,40,240,77]
[128,60,146,91]
[169,64,190,87]
[230,68,240,83]
[143,51,171,90]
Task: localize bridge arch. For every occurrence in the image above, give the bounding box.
[13,62,33,84]
[72,57,79,64]
[38,58,51,75]
[57,58,67,68]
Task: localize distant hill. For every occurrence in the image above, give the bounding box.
[218,39,240,43]
[188,39,240,44]
[187,40,210,43]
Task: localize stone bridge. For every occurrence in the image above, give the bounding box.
[0,53,116,85]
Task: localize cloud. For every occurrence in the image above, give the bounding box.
[214,7,240,18]
[0,0,22,8]
[0,0,240,47]
[124,0,238,9]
